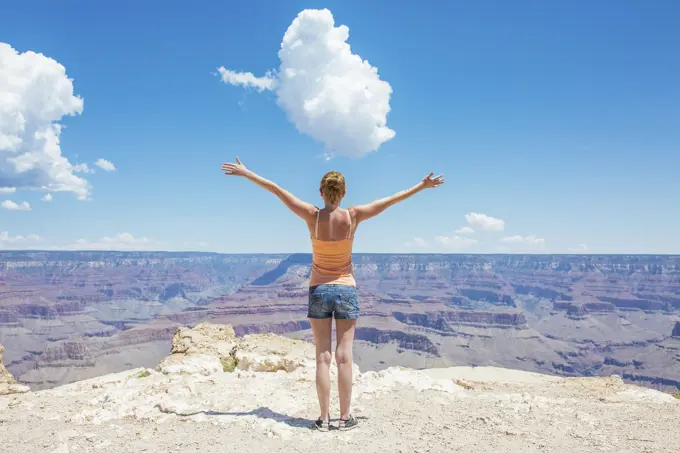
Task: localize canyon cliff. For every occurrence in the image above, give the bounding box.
[1,251,679,391]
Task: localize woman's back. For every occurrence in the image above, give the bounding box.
[309,207,356,287]
[311,207,354,241]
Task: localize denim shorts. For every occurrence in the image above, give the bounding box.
[308,284,360,320]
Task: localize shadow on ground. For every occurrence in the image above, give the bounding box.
[156,405,368,430]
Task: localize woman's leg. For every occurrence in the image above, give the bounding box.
[335,318,357,420]
[310,317,333,421]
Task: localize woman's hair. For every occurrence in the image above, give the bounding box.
[320,171,346,205]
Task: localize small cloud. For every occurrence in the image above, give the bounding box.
[65,232,159,251]
[0,187,17,193]
[0,231,41,249]
[218,9,395,159]
[501,235,545,246]
[183,241,210,249]
[73,163,94,174]
[568,243,589,253]
[217,68,276,92]
[95,158,116,172]
[1,200,31,211]
[465,213,505,232]
[405,237,428,248]
[42,193,53,201]
[434,235,478,250]
[500,235,546,251]
[455,226,475,235]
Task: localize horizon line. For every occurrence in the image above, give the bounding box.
[1,249,680,258]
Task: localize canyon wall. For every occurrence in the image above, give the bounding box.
[1,251,679,391]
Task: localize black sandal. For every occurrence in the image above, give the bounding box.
[338,415,358,431]
[313,417,330,432]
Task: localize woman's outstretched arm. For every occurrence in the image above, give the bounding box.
[221,157,317,221]
[352,173,445,224]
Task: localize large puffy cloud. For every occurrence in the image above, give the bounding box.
[218,9,395,159]
[0,43,98,199]
[465,213,505,232]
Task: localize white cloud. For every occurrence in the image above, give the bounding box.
[94,158,116,172]
[183,241,210,249]
[217,68,276,92]
[218,9,395,159]
[0,231,41,249]
[465,213,505,232]
[501,235,546,247]
[568,243,589,253]
[1,200,31,211]
[455,226,475,235]
[0,43,96,199]
[65,232,161,251]
[73,163,94,174]
[434,235,478,250]
[405,237,428,248]
[42,193,53,201]
[0,187,16,193]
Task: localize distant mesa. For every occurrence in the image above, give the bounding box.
[673,322,680,338]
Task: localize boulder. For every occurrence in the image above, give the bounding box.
[156,323,315,376]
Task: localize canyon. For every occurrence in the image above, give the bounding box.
[1,251,679,391]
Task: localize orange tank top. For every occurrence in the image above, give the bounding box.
[309,208,356,287]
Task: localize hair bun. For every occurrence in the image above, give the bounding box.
[320,171,346,204]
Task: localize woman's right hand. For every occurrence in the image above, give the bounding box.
[421,172,445,188]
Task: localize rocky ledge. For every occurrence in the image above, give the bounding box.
[0,323,679,453]
[0,344,30,395]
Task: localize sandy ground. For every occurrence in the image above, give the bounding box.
[1,362,678,453]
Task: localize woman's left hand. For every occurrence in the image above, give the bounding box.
[221,157,249,177]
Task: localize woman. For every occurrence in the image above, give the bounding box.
[221,157,444,431]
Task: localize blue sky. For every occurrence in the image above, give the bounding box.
[1,0,679,254]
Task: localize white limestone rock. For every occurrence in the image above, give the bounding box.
[0,344,30,395]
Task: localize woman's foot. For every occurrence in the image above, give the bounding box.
[338,415,358,431]
[313,417,330,432]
